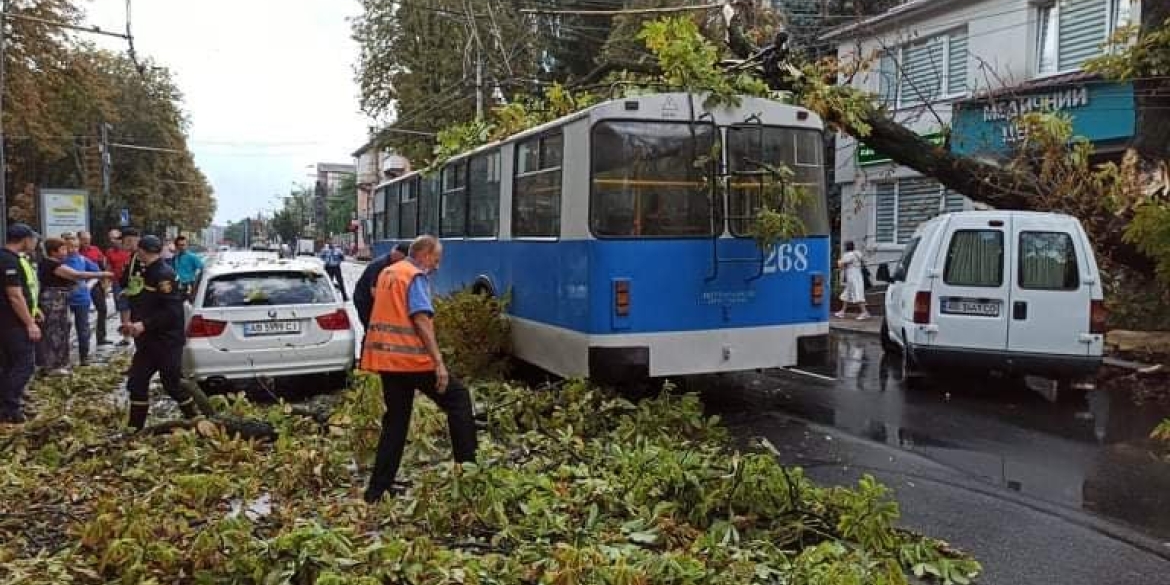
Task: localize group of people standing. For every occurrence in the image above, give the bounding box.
[0,223,204,427]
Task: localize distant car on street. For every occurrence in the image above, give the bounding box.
[183,255,354,393]
[882,211,1105,388]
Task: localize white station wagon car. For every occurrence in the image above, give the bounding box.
[183,256,355,391]
[882,211,1105,385]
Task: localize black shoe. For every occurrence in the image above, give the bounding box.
[363,482,408,504]
[117,340,130,347]
[98,340,113,346]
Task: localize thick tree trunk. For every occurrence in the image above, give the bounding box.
[1132,1,1170,165]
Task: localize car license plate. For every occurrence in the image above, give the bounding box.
[244,320,302,336]
[941,298,1001,317]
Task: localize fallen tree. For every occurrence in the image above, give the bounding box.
[0,295,982,585]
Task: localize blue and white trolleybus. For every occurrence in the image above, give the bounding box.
[372,93,830,382]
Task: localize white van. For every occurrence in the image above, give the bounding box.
[882,211,1106,383]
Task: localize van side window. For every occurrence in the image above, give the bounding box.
[944,229,1003,287]
[1019,231,1079,290]
[893,236,920,281]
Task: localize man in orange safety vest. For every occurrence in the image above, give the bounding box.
[361,235,478,503]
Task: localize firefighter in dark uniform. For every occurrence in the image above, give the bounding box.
[122,235,198,430]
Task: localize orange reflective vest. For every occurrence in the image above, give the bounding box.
[361,260,435,373]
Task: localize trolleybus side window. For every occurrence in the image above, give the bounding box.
[441,161,468,237]
[400,177,419,239]
[726,126,829,238]
[419,174,439,236]
[513,133,563,238]
[468,150,501,238]
[384,183,401,240]
[590,121,717,237]
[372,185,387,241]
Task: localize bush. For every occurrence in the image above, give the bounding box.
[434,290,512,380]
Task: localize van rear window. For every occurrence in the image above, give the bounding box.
[204,271,336,307]
[1019,232,1079,290]
[944,230,1004,287]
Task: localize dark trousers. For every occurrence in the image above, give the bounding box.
[91,285,108,343]
[126,340,196,429]
[366,371,478,500]
[70,305,91,362]
[0,328,36,417]
[326,265,347,301]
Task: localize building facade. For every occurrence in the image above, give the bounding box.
[351,137,409,258]
[825,0,1138,270]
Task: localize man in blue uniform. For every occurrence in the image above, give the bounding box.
[320,243,348,301]
[122,235,198,430]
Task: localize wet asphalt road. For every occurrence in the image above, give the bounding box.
[697,332,1170,584]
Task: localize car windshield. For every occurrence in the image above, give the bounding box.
[203,271,336,307]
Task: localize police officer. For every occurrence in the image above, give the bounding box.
[362,236,477,502]
[122,235,198,430]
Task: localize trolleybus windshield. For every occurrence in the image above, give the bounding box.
[590,121,718,238]
[726,126,829,237]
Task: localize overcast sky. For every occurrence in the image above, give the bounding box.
[86,0,371,226]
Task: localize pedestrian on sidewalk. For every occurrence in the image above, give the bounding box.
[835,241,871,321]
[37,237,111,375]
[62,234,103,366]
[0,224,43,425]
[320,243,349,301]
[115,229,146,344]
[78,231,112,347]
[105,229,133,347]
[362,236,477,503]
[170,235,204,302]
[121,235,199,431]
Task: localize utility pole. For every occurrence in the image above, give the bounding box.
[475,49,484,121]
[100,121,111,226]
[0,0,9,239]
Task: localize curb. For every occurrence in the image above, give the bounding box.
[830,323,1158,373]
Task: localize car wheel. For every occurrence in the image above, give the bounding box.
[880,318,901,354]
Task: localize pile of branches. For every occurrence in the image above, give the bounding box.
[0,362,980,584]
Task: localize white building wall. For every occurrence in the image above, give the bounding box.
[832,0,1069,269]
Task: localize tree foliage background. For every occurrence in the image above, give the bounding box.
[3,0,215,235]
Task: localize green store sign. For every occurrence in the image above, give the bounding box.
[857,132,944,166]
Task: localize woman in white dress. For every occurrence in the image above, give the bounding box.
[835,241,870,320]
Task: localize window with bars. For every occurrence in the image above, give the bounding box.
[874,178,970,244]
[877,28,968,108]
[1037,0,1133,75]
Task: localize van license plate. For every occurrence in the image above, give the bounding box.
[942,298,1001,317]
[244,321,301,336]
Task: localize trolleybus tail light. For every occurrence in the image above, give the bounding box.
[1090,299,1107,335]
[187,315,227,338]
[614,280,631,317]
[811,274,825,306]
[913,291,932,324]
[316,309,352,331]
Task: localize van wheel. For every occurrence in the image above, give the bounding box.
[880,319,901,354]
[900,331,925,390]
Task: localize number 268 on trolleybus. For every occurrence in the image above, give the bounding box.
[372,92,830,383]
